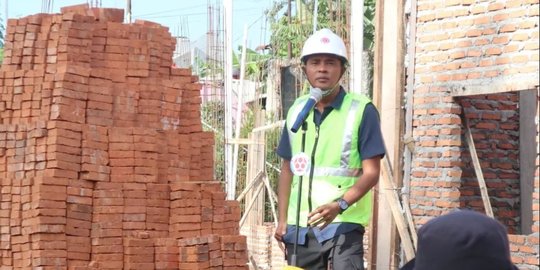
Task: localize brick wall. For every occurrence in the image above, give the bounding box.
[412,0,539,269]
[0,4,247,270]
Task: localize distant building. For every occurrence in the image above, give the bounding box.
[173,34,224,74]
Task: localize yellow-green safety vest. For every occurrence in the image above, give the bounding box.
[286,92,373,227]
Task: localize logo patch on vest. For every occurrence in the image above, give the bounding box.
[290,152,310,176]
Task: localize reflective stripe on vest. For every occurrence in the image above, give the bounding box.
[341,99,360,167]
[313,167,362,177]
[312,99,362,178]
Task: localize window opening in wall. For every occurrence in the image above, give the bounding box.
[458,89,538,235]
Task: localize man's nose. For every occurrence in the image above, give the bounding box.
[316,64,328,72]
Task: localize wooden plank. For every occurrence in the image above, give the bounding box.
[374,0,406,268]
[245,111,267,226]
[368,0,385,267]
[381,155,416,261]
[402,0,419,249]
[449,75,539,97]
[261,173,279,226]
[236,168,278,226]
[239,182,265,228]
[402,192,417,248]
[252,120,285,133]
[462,114,494,218]
[228,138,264,145]
[249,255,260,270]
[236,171,264,202]
[254,113,267,224]
[519,89,537,234]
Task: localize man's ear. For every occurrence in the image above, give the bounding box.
[340,65,347,77]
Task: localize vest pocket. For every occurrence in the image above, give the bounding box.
[311,180,342,205]
[334,178,355,191]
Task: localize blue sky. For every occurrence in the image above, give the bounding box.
[5,0,273,50]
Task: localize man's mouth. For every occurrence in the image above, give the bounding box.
[316,77,329,83]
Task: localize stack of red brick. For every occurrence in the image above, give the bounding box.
[177,235,247,270]
[0,4,247,270]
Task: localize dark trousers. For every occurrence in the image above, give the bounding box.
[285,228,365,270]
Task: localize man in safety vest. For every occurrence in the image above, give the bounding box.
[274,28,385,270]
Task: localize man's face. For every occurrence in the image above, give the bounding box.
[303,54,344,91]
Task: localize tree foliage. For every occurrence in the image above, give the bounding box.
[233,46,271,81]
[266,0,376,59]
[194,45,270,83]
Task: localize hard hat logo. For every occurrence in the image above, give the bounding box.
[300,28,348,65]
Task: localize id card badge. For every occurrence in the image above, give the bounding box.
[290,152,311,176]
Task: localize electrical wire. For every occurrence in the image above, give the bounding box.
[134,11,207,20]
[136,7,259,21]
[233,13,265,44]
[134,3,207,17]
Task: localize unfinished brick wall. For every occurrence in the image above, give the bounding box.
[412,0,539,269]
[0,5,247,270]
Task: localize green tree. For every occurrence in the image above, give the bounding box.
[266,0,376,59]
[363,0,376,51]
[233,46,273,83]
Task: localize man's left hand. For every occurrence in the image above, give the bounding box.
[307,202,341,230]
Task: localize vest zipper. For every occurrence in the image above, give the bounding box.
[307,125,320,213]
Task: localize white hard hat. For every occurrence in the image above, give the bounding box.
[300,28,348,64]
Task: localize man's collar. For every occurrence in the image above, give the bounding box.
[328,87,346,110]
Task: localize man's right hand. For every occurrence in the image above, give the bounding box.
[274,222,287,242]
[274,222,287,255]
